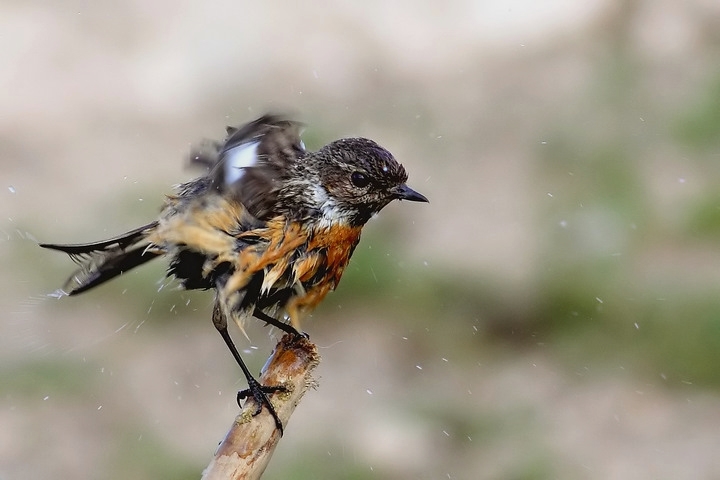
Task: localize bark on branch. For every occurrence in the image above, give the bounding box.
[202,334,320,480]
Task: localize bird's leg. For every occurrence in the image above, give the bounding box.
[252,308,307,338]
[212,303,286,434]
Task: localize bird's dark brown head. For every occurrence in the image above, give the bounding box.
[299,137,428,226]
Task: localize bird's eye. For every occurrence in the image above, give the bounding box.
[350,171,370,188]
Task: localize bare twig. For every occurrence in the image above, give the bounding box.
[202,334,320,480]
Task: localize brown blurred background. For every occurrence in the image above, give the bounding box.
[3,1,720,478]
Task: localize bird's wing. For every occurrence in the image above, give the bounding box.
[189,114,306,220]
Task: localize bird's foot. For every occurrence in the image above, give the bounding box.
[237,377,288,435]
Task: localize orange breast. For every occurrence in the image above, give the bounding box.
[307,223,362,285]
[285,222,362,328]
[164,203,364,331]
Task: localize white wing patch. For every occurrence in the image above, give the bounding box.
[223,141,259,185]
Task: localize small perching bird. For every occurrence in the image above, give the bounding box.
[41,114,428,433]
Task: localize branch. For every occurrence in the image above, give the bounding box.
[202,334,320,480]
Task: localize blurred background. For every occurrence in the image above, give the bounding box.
[3,0,720,478]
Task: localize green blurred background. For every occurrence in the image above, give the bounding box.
[3,1,720,479]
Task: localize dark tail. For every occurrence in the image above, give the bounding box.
[40,221,162,295]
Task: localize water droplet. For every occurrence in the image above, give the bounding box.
[8,186,16,194]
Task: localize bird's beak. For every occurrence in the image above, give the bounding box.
[394,184,429,203]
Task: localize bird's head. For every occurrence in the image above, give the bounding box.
[307,138,428,226]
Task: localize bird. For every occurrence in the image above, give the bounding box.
[40,114,428,434]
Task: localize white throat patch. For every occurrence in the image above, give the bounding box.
[310,183,348,227]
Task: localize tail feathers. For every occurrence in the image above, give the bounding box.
[40,221,162,295]
[40,222,158,256]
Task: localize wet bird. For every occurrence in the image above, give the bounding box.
[40,114,428,433]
